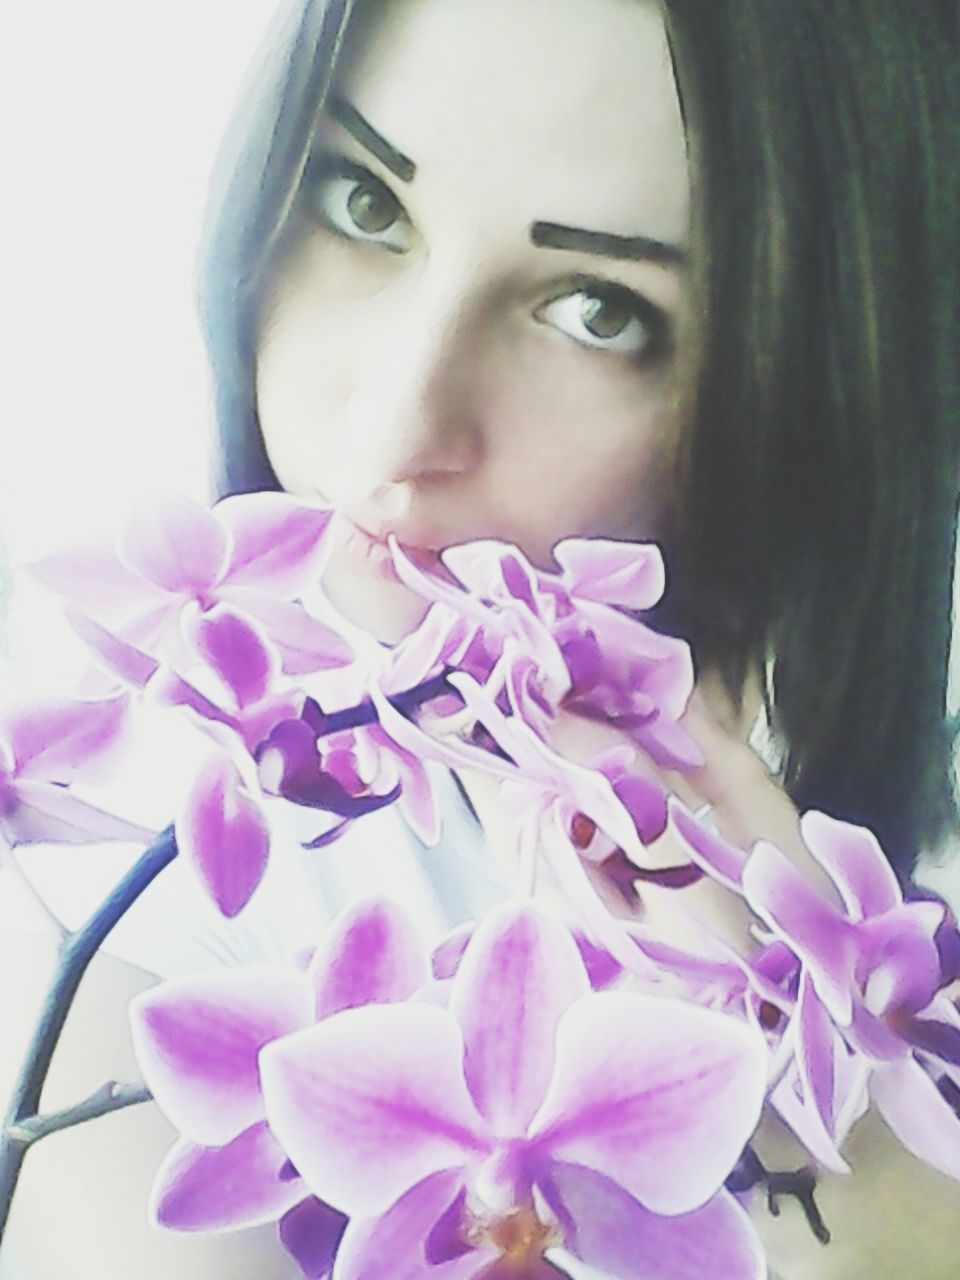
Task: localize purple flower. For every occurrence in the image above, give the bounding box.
[130,898,430,1277]
[391,536,701,770]
[283,602,475,849]
[0,692,154,847]
[144,604,307,916]
[28,493,352,686]
[260,902,768,1280]
[741,811,960,1179]
[255,707,403,850]
[371,671,666,975]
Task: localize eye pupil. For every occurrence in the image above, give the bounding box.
[581,293,632,340]
[347,182,398,234]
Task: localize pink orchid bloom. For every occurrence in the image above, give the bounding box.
[130,898,431,1277]
[390,537,702,771]
[260,902,768,1280]
[0,692,154,847]
[280,601,476,850]
[740,811,960,1180]
[369,670,665,975]
[145,604,306,917]
[28,493,352,686]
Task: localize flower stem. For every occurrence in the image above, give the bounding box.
[0,825,176,1239]
[726,1144,831,1245]
[5,1080,153,1146]
[0,671,453,1241]
[316,670,453,734]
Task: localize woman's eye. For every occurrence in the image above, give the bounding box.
[304,157,414,253]
[535,284,666,359]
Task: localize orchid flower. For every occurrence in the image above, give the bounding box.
[390,537,701,769]
[130,898,430,1278]
[275,601,477,850]
[369,669,667,975]
[139,603,304,917]
[0,692,154,847]
[28,493,353,686]
[260,901,769,1280]
[739,811,960,1180]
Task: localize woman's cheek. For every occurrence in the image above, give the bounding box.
[481,363,675,559]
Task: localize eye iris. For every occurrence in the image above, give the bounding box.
[581,293,632,340]
[347,181,398,234]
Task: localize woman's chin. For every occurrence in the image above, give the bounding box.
[320,552,432,646]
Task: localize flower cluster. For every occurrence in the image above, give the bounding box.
[131,898,769,1280]
[5,492,959,1279]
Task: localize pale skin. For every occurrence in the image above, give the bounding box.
[2,0,956,1275]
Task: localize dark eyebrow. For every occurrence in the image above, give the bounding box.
[327,95,416,183]
[531,220,686,268]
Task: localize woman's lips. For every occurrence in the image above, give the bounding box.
[339,517,445,583]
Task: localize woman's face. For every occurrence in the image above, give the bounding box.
[256,0,690,639]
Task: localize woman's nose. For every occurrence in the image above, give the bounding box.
[336,291,487,495]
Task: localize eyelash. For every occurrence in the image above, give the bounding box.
[300,152,672,364]
[303,153,413,253]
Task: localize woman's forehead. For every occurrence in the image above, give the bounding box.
[331,0,690,248]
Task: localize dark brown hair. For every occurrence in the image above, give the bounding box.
[195,0,959,880]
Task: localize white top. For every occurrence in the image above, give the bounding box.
[0,762,507,980]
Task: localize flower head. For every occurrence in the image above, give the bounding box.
[130,898,430,1276]
[0,692,154,847]
[260,901,768,1280]
[741,811,960,1178]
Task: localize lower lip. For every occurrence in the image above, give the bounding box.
[341,523,402,583]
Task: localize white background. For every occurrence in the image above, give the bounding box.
[0,0,282,690]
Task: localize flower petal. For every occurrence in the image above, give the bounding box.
[799,811,902,922]
[25,541,164,619]
[857,906,943,1019]
[395,750,442,847]
[189,604,280,710]
[542,1164,766,1280]
[871,1055,960,1180]
[668,798,748,893]
[631,710,705,770]
[901,1011,960,1067]
[4,693,130,781]
[129,967,314,1145]
[449,903,590,1135]
[280,1197,349,1279]
[768,1067,851,1176]
[150,1121,306,1231]
[529,992,767,1215]
[368,678,516,782]
[62,609,160,686]
[119,494,229,594]
[553,538,666,610]
[217,493,334,596]
[260,1004,489,1217]
[176,752,271,918]
[539,809,659,980]
[384,602,473,694]
[221,589,355,675]
[795,969,839,1140]
[334,1170,486,1280]
[310,897,430,1018]
[742,840,855,1025]
[5,779,155,847]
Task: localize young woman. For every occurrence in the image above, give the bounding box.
[2,0,958,1276]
